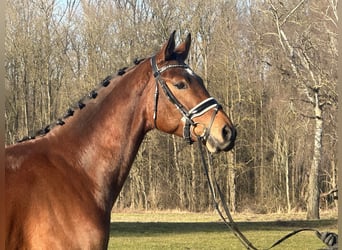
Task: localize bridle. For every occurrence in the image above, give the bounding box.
[151,55,222,144]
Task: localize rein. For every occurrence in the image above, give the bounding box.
[151,56,221,144]
[150,55,337,249]
[196,138,338,250]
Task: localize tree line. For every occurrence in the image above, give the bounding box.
[5,0,338,219]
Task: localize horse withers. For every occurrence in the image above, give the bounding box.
[5,31,236,249]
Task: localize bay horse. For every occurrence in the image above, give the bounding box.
[5,31,236,249]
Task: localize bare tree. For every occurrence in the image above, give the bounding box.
[267,0,337,219]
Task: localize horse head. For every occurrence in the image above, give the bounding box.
[149,31,236,153]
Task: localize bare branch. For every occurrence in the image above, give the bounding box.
[280,0,307,27]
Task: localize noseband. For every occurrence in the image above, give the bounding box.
[151,56,222,144]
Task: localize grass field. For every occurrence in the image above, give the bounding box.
[108,211,338,249]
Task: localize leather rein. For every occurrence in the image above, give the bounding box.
[196,138,337,250]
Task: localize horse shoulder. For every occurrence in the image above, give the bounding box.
[5,143,109,249]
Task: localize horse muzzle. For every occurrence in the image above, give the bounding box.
[205,124,237,153]
[186,99,237,153]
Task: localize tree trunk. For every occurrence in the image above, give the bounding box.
[331,160,338,207]
[148,140,157,209]
[306,92,322,219]
[285,145,291,213]
[190,146,197,212]
[172,135,186,209]
[227,152,236,213]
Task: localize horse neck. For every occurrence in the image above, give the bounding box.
[50,62,153,212]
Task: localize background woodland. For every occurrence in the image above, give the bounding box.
[5,0,338,219]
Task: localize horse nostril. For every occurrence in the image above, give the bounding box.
[222,125,230,139]
[222,125,236,141]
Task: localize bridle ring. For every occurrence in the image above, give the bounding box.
[191,123,207,138]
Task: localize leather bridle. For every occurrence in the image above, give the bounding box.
[151,55,222,144]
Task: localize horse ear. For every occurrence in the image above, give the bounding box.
[175,33,191,61]
[157,30,176,62]
[165,30,176,60]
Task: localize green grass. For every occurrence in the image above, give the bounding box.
[108,211,337,249]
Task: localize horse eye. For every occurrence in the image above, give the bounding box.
[174,82,187,89]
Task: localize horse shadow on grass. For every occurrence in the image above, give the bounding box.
[110,219,337,237]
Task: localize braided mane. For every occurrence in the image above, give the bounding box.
[17,58,145,143]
